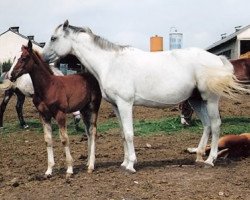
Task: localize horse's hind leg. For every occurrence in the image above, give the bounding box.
[55,111,73,177]
[0,89,14,128]
[15,89,28,128]
[188,99,211,163]
[204,97,221,166]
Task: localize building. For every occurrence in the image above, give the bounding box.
[206,25,250,59]
[150,35,164,52]
[0,27,45,63]
[0,27,83,74]
[169,28,183,50]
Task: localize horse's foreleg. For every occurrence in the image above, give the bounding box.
[40,115,54,177]
[0,89,14,127]
[188,99,211,164]
[112,105,129,170]
[56,112,73,177]
[205,98,221,166]
[15,89,28,128]
[117,100,136,173]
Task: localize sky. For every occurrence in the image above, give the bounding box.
[1,0,250,51]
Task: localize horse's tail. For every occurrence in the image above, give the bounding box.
[200,56,250,100]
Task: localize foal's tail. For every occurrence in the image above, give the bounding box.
[201,56,250,100]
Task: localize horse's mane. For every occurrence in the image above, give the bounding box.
[33,50,54,75]
[64,25,129,52]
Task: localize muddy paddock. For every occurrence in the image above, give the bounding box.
[0,94,249,200]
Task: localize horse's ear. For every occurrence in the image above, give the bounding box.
[28,40,32,52]
[63,20,69,30]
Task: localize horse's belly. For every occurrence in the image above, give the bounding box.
[134,84,194,107]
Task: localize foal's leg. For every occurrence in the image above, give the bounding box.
[15,89,28,128]
[188,99,211,163]
[55,111,73,177]
[116,100,136,173]
[204,98,221,166]
[40,115,54,177]
[0,89,14,127]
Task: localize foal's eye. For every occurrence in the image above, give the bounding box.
[19,57,27,63]
[51,36,57,42]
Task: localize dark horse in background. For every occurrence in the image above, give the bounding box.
[10,40,102,178]
[180,57,250,125]
[0,74,29,128]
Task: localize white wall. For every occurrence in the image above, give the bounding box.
[0,30,43,63]
[237,27,250,40]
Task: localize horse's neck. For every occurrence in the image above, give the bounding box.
[29,63,53,95]
[72,37,115,82]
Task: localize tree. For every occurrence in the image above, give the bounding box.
[0,60,12,74]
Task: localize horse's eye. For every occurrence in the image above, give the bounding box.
[19,57,27,63]
[51,36,57,42]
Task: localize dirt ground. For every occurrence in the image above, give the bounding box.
[0,94,249,200]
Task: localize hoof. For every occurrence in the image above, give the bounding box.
[44,174,52,179]
[126,168,136,174]
[120,165,136,174]
[186,148,197,154]
[65,175,72,184]
[120,164,127,170]
[87,169,94,173]
[204,161,214,168]
[66,173,73,180]
[22,124,29,129]
[195,160,205,167]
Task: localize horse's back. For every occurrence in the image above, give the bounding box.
[115,48,225,105]
[55,72,101,100]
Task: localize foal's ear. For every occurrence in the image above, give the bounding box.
[28,40,33,52]
[63,20,69,30]
[21,45,26,51]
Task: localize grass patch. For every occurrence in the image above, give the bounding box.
[0,116,249,136]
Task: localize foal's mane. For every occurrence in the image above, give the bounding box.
[32,50,54,75]
[60,24,129,51]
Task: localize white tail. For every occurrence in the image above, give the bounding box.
[203,56,250,100]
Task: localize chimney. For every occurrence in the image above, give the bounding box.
[221,33,227,39]
[39,42,46,48]
[235,26,242,32]
[10,27,19,33]
[27,35,34,41]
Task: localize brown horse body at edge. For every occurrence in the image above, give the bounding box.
[181,58,250,159]
[10,40,102,178]
[180,57,250,126]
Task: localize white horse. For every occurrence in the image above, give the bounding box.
[43,20,249,173]
[0,52,81,128]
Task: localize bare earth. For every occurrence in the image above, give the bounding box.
[0,94,249,200]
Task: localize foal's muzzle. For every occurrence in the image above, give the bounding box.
[10,72,18,82]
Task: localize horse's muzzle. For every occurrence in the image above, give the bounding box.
[10,74,17,82]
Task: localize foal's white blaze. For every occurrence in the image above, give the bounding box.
[43,21,249,172]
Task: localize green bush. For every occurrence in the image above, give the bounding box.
[0,60,12,73]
